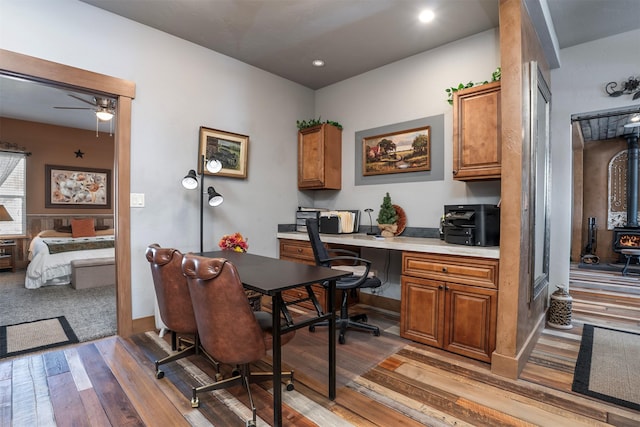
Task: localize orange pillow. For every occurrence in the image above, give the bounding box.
[71,218,96,238]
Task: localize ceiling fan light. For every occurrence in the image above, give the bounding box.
[96,109,114,121]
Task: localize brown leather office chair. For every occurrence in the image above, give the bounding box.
[145,244,219,380]
[182,254,295,425]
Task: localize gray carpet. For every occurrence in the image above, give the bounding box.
[0,270,116,343]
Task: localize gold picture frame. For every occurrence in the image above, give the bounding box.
[362,125,431,176]
[198,126,249,179]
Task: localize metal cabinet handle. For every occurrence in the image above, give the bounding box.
[442,267,447,273]
[438,285,444,290]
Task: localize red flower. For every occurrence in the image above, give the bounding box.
[218,232,248,252]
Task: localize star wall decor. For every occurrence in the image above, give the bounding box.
[75,149,84,158]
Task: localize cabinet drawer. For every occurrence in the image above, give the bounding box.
[282,285,325,311]
[279,240,316,263]
[402,252,498,289]
[0,255,10,268]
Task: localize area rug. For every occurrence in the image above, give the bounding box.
[0,316,79,358]
[572,324,640,411]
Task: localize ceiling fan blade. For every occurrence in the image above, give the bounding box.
[53,106,93,110]
[67,93,97,106]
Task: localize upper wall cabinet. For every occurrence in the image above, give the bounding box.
[298,123,342,190]
[452,81,501,181]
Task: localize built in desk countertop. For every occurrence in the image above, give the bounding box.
[277,232,500,259]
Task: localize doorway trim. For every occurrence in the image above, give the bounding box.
[0,48,136,337]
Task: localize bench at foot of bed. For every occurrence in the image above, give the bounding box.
[71,257,115,289]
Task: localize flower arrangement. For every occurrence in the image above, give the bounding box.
[218,232,249,252]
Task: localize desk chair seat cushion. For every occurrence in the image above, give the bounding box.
[146,244,197,334]
[182,255,295,365]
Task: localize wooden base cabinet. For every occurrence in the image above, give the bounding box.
[400,252,498,362]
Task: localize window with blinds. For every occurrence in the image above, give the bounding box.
[0,156,26,236]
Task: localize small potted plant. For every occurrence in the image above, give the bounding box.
[376,192,398,237]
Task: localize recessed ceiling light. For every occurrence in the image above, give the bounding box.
[312,59,325,67]
[419,10,435,23]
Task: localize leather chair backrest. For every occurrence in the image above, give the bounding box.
[145,244,197,334]
[182,254,267,365]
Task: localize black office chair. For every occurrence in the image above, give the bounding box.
[305,218,381,344]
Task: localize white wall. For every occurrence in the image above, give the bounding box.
[549,28,640,290]
[1,0,314,319]
[312,29,502,226]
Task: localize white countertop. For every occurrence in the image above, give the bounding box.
[277,232,500,259]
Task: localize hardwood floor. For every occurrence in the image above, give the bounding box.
[2,266,639,426]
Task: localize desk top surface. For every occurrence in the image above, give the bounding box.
[277,232,500,259]
[199,250,350,294]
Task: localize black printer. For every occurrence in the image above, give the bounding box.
[443,204,500,246]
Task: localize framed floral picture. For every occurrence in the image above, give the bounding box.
[45,165,112,209]
[199,126,249,179]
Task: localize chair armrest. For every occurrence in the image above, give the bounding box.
[327,248,359,257]
[319,255,372,267]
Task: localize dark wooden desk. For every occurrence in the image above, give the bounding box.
[200,250,351,426]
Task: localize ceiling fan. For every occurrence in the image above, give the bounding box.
[54,94,116,121]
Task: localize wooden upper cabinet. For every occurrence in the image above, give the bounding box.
[452,81,501,180]
[298,123,342,190]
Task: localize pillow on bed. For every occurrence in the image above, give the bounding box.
[71,218,96,238]
[38,229,73,238]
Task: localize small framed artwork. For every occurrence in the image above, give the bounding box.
[199,126,249,178]
[362,125,431,176]
[45,165,112,209]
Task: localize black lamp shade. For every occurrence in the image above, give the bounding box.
[182,169,199,189]
[207,187,223,207]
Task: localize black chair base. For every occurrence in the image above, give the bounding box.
[191,364,294,426]
[309,289,381,344]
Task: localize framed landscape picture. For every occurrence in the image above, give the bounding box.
[45,165,112,209]
[362,125,431,176]
[199,126,249,178]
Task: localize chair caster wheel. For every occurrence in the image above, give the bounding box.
[191,397,200,408]
[339,334,345,345]
[231,368,240,377]
[309,325,315,332]
[373,330,380,337]
[155,370,164,379]
[286,381,295,391]
[215,373,223,381]
[361,314,368,322]
[246,420,256,427]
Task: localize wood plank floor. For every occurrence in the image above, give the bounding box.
[2,267,639,426]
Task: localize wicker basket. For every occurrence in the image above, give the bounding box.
[245,290,262,311]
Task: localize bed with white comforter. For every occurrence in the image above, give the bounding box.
[26,230,115,289]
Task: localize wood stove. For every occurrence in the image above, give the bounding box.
[612,130,640,260]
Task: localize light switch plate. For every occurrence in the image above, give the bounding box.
[130,193,145,207]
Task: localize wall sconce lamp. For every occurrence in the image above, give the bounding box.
[182,155,224,252]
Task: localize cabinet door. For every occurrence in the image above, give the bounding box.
[400,275,445,348]
[298,124,341,190]
[452,81,501,180]
[443,283,497,362]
